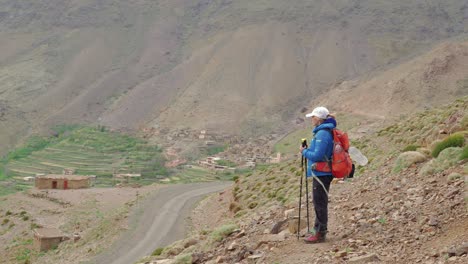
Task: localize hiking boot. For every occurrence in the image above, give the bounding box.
[304,232,326,243]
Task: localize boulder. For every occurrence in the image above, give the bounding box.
[348,253,380,263]
[288,218,308,234]
[270,219,288,234]
[447,242,468,257]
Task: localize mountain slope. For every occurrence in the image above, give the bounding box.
[314,40,468,120]
[1,0,468,154]
[142,97,467,264]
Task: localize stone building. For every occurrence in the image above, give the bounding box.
[113,173,141,183]
[33,228,67,251]
[35,175,90,190]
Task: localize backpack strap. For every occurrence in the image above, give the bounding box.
[324,128,334,169]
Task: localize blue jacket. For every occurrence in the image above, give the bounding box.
[301,118,336,177]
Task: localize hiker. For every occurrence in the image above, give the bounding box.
[299,106,335,243]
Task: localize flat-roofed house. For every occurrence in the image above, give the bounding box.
[35,175,90,190]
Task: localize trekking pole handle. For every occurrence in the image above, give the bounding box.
[301,138,308,148]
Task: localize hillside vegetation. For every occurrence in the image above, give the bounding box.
[1,0,468,155]
[144,96,467,263]
[0,125,167,195]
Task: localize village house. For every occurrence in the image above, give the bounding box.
[35,175,91,190]
[113,173,141,183]
[198,156,232,171]
[33,228,67,251]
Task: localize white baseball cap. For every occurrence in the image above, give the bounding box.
[305,106,329,119]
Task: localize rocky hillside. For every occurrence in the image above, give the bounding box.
[141,96,467,263]
[1,0,468,155]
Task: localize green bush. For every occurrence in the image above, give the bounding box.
[393,151,427,173]
[216,159,236,167]
[460,146,468,160]
[0,167,6,180]
[174,254,192,264]
[432,134,464,158]
[248,202,258,209]
[52,124,80,136]
[205,145,227,156]
[421,147,463,175]
[6,136,51,161]
[210,224,237,242]
[403,144,419,152]
[152,247,164,256]
[460,115,468,130]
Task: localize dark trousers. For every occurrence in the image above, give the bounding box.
[312,175,333,233]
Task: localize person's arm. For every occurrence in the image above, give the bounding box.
[302,130,331,162]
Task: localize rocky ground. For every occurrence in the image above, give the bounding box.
[143,98,467,264]
[145,160,466,264]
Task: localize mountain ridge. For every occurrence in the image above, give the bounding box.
[1,0,467,154]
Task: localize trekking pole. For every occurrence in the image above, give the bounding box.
[297,155,303,240]
[297,138,308,239]
[303,140,310,234]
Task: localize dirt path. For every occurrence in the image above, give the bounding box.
[88,181,232,264]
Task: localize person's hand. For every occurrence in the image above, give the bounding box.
[299,146,306,154]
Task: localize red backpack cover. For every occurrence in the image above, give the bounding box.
[315,129,353,178]
[330,129,353,178]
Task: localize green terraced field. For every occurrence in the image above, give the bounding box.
[2,126,167,180]
[0,125,236,196]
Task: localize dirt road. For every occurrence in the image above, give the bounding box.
[88,181,232,264]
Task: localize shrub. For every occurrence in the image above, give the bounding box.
[403,144,419,152]
[229,202,242,213]
[216,159,236,167]
[421,147,463,175]
[460,115,468,130]
[210,224,237,242]
[234,210,246,218]
[432,134,464,158]
[276,195,286,204]
[174,254,192,264]
[378,217,387,224]
[460,146,468,160]
[393,151,427,173]
[447,173,462,182]
[205,145,227,156]
[152,247,164,256]
[6,136,51,161]
[248,202,258,209]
